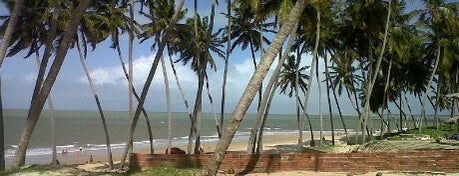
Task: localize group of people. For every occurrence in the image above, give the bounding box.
[60,147,94,163]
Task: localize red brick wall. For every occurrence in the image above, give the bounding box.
[129,150,459,174]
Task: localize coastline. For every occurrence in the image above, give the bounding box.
[6,133,346,170]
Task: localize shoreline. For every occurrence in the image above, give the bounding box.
[6,133,347,169]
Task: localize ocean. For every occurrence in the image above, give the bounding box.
[3,109,440,166]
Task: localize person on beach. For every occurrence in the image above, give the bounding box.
[89,155,93,163]
[76,147,82,158]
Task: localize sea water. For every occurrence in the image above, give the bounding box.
[4,109,440,165]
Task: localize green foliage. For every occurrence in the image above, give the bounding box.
[130,166,200,176]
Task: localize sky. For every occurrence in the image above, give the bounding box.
[0,1,448,115]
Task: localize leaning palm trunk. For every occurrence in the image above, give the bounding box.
[119,0,185,168]
[256,83,279,153]
[116,44,154,154]
[302,9,321,148]
[332,83,349,142]
[420,38,440,132]
[205,74,221,138]
[34,53,58,165]
[205,1,307,174]
[166,46,196,154]
[247,28,298,154]
[360,0,391,143]
[12,1,91,168]
[77,37,114,169]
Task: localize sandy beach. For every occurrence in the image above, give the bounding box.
[59,133,325,166]
[71,133,351,172]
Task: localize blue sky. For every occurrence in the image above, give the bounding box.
[0,1,447,115]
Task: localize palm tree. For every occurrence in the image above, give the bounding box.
[205,0,307,174]
[74,29,114,168]
[174,16,224,154]
[119,0,185,168]
[12,0,92,168]
[418,0,459,131]
[33,52,58,166]
[254,31,299,154]
[0,0,40,170]
[0,0,25,66]
[224,2,275,111]
[278,54,310,151]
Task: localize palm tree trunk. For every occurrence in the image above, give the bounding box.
[249,39,263,111]
[0,76,3,170]
[77,37,114,169]
[166,46,195,154]
[248,27,298,154]
[128,0,135,156]
[220,0,232,139]
[116,44,154,154]
[0,4,26,168]
[34,53,58,165]
[205,1,307,174]
[0,0,25,67]
[304,9,321,147]
[119,1,185,168]
[434,76,442,130]
[324,55,335,145]
[12,1,91,168]
[420,38,440,132]
[316,55,323,146]
[205,74,221,138]
[382,59,393,133]
[333,84,349,142]
[160,57,173,154]
[193,71,205,154]
[361,0,392,142]
[256,83,278,153]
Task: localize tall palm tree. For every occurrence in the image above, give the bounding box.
[224,2,275,111]
[74,29,114,168]
[255,31,299,154]
[119,0,185,168]
[174,16,224,154]
[418,0,459,131]
[278,54,310,151]
[206,1,307,174]
[12,0,92,168]
[33,52,58,166]
[0,0,39,170]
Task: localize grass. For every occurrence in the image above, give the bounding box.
[0,164,53,175]
[376,124,458,142]
[0,165,201,176]
[129,167,201,176]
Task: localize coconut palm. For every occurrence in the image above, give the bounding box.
[223,2,275,112]
[12,0,91,168]
[206,1,308,174]
[278,54,310,151]
[119,0,185,168]
[418,0,459,131]
[173,15,224,154]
